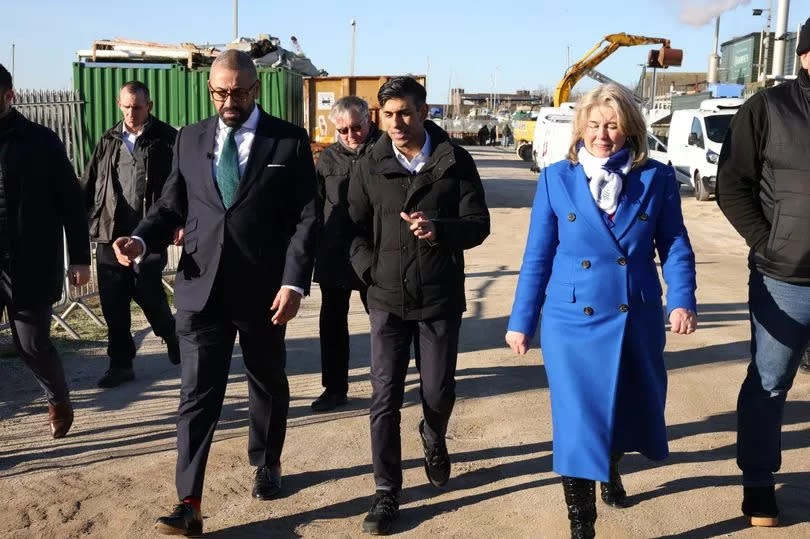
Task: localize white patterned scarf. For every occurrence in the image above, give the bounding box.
[577,145,633,215]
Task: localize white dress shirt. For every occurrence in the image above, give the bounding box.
[392,130,431,174]
[212,104,259,179]
[121,123,143,154]
[133,104,303,297]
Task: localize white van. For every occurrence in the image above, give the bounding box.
[531,104,575,172]
[666,98,743,201]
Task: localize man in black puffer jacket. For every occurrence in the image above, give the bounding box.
[311,96,379,412]
[81,81,179,389]
[348,77,489,535]
[716,18,810,528]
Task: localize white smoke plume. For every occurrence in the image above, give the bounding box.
[679,0,752,26]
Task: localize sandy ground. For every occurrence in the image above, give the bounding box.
[1,146,808,538]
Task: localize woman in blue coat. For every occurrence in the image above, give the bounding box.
[505,84,698,539]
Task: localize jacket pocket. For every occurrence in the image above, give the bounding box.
[544,282,575,303]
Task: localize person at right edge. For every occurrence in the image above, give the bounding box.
[506,83,697,539]
[715,17,810,528]
[348,76,490,535]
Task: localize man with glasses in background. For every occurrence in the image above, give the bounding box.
[310,96,379,412]
[113,50,318,536]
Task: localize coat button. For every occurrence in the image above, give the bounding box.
[617,257,627,265]
[568,213,576,222]
[619,304,629,312]
[581,260,591,269]
[583,306,594,316]
[639,212,648,221]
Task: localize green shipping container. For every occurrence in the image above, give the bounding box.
[72,62,303,165]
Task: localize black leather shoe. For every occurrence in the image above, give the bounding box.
[97,367,135,388]
[362,490,399,535]
[742,485,779,527]
[252,464,282,499]
[311,390,348,412]
[419,419,450,487]
[562,476,597,539]
[166,335,181,365]
[154,502,202,537]
[600,453,629,508]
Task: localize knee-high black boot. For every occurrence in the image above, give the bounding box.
[562,476,596,539]
[600,452,629,508]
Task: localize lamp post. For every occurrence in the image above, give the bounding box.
[753,0,773,81]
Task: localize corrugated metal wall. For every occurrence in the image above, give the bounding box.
[73,62,303,160]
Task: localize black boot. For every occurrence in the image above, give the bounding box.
[562,476,596,539]
[600,452,629,508]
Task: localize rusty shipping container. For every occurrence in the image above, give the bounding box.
[304,75,426,143]
[73,62,303,160]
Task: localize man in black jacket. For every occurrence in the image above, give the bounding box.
[0,64,90,438]
[348,77,490,534]
[81,81,180,388]
[114,50,318,536]
[311,96,377,412]
[716,19,810,528]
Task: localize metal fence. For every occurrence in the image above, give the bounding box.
[13,89,87,175]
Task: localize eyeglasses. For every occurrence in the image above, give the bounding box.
[208,81,257,103]
[336,123,366,135]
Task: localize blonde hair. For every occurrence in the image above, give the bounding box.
[567,84,648,169]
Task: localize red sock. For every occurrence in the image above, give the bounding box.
[183,497,201,511]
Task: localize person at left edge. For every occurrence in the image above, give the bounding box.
[0,63,90,439]
[80,81,180,389]
[112,50,318,537]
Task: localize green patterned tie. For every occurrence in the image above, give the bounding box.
[216,128,240,208]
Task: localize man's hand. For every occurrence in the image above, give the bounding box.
[67,265,90,286]
[505,330,531,355]
[271,287,302,325]
[172,227,185,246]
[112,236,144,267]
[400,211,437,241]
[669,308,698,334]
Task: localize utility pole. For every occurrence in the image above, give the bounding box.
[11,43,14,81]
[350,19,356,76]
[233,0,238,41]
[707,16,720,83]
[771,0,790,77]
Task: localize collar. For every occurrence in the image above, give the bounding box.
[391,129,431,164]
[217,104,260,133]
[122,116,152,138]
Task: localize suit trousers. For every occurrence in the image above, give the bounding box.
[318,284,368,395]
[174,286,290,500]
[368,308,462,491]
[96,243,175,369]
[0,267,69,404]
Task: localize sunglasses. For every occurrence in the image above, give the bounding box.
[336,123,366,135]
[208,81,258,103]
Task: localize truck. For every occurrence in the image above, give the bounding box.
[665,98,743,201]
[530,104,575,172]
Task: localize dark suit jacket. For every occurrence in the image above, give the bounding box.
[0,109,90,308]
[133,107,318,316]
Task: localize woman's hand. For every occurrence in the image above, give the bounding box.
[669,308,698,334]
[506,330,531,355]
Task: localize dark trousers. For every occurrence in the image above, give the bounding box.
[96,243,175,369]
[368,308,462,491]
[319,284,368,395]
[174,289,290,500]
[0,268,69,404]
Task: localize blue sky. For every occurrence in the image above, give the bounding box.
[2,0,808,103]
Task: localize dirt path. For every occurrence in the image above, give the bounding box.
[1,146,808,538]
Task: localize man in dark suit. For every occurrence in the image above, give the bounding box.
[113,50,318,537]
[0,63,90,439]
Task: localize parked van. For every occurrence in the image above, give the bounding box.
[531,104,575,172]
[666,98,744,201]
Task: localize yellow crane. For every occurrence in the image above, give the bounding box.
[553,33,682,107]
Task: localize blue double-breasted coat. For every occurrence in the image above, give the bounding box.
[508,158,696,482]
